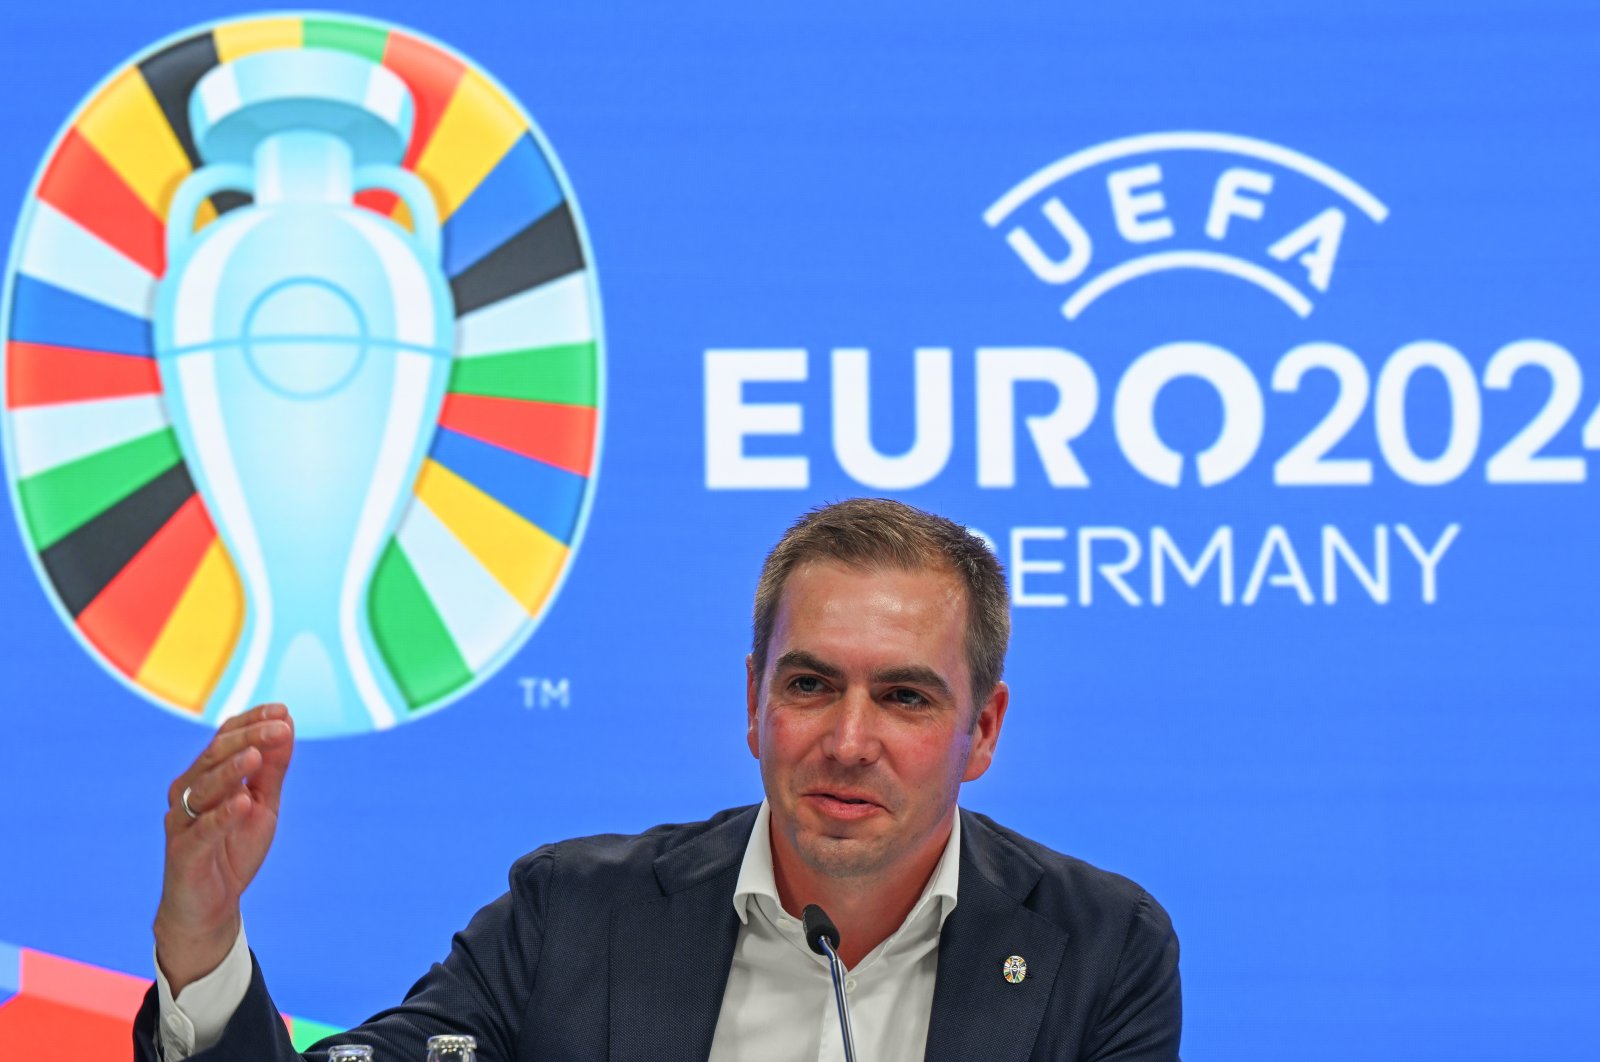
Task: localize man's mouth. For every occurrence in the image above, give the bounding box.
[805,791,886,818]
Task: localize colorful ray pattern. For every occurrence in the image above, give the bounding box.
[0,940,342,1053]
[2,15,601,725]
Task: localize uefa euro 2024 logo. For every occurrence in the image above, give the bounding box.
[1,15,603,738]
[985,131,1389,321]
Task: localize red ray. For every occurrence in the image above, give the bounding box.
[385,30,467,170]
[36,128,165,277]
[76,495,214,678]
[6,341,161,408]
[357,31,468,218]
[439,392,597,476]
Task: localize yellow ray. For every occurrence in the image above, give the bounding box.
[409,69,525,222]
[76,67,215,227]
[137,540,243,711]
[413,459,566,615]
[214,17,302,61]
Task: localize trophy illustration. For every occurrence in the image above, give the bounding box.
[154,49,454,734]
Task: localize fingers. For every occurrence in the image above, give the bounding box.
[167,721,285,807]
[163,782,253,847]
[203,718,291,767]
[167,704,295,817]
[186,788,252,843]
[166,784,250,841]
[182,744,262,819]
[208,702,289,746]
[245,707,295,798]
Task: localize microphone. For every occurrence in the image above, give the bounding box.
[802,904,839,956]
[802,905,858,1062]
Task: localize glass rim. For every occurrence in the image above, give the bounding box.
[426,1034,478,1047]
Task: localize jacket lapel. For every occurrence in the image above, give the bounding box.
[923,812,1069,1062]
[608,808,755,1062]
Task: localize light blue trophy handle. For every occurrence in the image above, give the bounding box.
[355,164,442,262]
[165,164,255,267]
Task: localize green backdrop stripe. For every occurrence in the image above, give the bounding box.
[301,18,389,62]
[369,540,473,708]
[17,428,183,550]
[289,1018,346,1051]
[447,341,598,406]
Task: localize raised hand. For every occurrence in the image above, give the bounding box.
[153,702,295,994]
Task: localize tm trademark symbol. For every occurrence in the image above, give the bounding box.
[519,677,572,710]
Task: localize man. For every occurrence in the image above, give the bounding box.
[138,499,1181,1060]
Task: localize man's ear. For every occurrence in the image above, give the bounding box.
[746,654,761,759]
[962,681,1009,783]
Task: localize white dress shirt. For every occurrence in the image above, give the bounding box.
[155,922,252,1059]
[157,803,961,1060]
[708,801,961,1062]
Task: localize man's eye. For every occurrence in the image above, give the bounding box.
[887,688,930,708]
[788,675,825,694]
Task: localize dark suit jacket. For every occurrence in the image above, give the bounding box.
[134,806,1180,1060]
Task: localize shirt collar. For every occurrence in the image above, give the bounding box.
[732,800,962,929]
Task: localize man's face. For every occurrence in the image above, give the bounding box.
[747,560,1008,887]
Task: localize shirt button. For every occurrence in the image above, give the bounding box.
[845,978,857,992]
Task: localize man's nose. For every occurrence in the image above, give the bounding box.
[823,689,881,765]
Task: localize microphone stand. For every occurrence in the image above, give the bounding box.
[818,935,858,1062]
[803,904,859,1062]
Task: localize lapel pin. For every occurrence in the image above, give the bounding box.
[1002,955,1027,984]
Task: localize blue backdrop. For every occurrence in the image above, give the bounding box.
[1,2,1596,1059]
